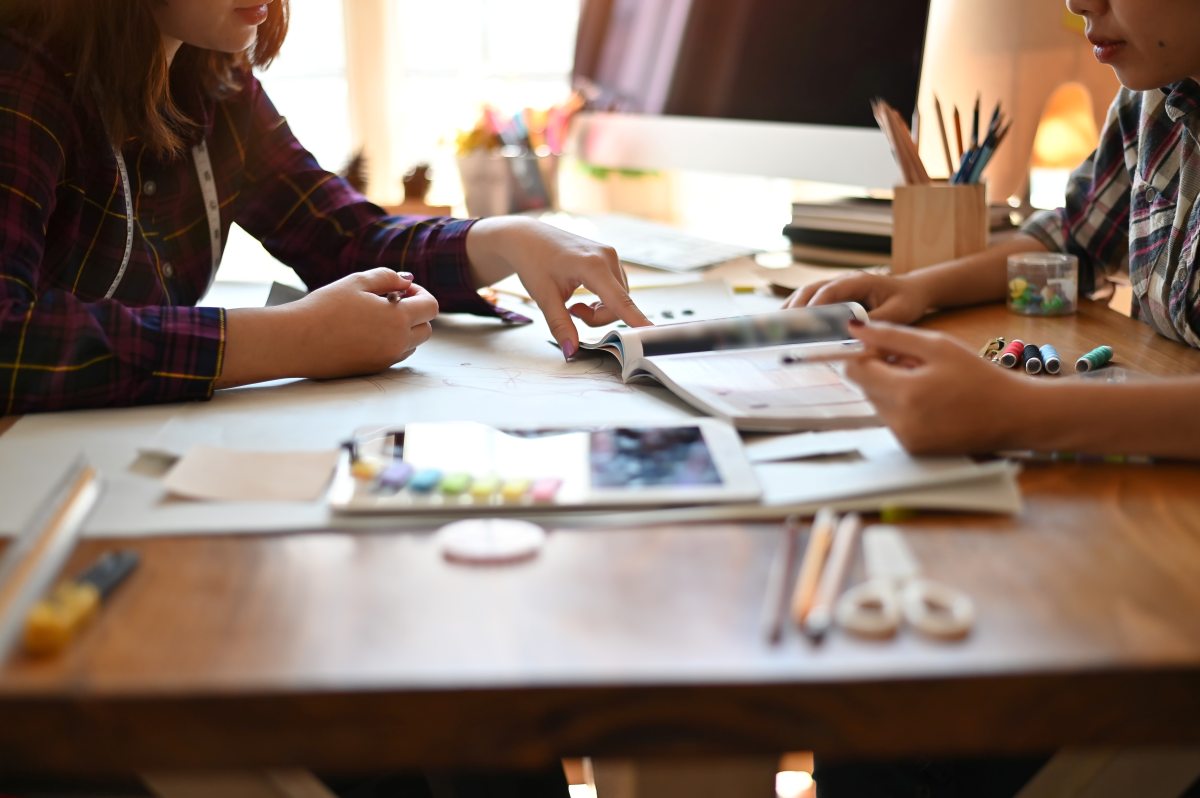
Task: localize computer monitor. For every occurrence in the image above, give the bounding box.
[569,0,933,188]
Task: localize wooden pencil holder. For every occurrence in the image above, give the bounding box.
[891,183,988,274]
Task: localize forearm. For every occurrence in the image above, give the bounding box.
[215,306,306,388]
[464,216,532,287]
[1009,377,1200,460]
[903,233,1049,311]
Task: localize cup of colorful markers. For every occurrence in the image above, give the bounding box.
[1007,253,1078,316]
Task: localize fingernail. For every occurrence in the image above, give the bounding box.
[847,319,865,328]
[398,271,414,281]
[561,341,578,361]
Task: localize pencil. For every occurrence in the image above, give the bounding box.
[790,508,837,628]
[804,513,863,642]
[968,118,1010,183]
[872,98,929,185]
[952,106,964,161]
[779,341,868,365]
[971,93,980,150]
[870,99,909,184]
[890,106,930,183]
[763,516,802,645]
[933,95,954,175]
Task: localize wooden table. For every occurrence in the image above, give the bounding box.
[2,299,1200,777]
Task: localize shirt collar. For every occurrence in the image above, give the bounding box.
[1162,79,1200,122]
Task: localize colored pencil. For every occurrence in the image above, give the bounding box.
[933,95,955,175]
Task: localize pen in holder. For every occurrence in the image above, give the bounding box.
[890,182,988,274]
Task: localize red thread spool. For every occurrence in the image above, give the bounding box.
[998,339,1026,368]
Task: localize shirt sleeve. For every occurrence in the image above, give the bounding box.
[0,42,226,415]
[227,76,498,317]
[1020,89,1134,294]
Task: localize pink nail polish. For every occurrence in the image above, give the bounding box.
[561,341,578,360]
[398,271,414,281]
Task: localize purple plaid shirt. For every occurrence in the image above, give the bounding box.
[1,30,501,415]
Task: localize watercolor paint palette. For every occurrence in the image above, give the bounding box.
[328,419,760,515]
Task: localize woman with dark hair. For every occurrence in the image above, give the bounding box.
[0,0,648,415]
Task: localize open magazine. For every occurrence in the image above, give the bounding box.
[578,302,878,432]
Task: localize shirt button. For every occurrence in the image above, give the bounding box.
[143,180,157,196]
[162,262,174,278]
[1144,187,1157,202]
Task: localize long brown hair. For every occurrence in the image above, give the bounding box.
[0,0,290,156]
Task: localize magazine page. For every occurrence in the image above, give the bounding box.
[639,344,877,432]
[630,303,864,359]
[603,302,865,382]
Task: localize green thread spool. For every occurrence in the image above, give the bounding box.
[1075,345,1114,373]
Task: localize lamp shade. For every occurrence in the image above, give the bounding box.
[1031,83,1100,170]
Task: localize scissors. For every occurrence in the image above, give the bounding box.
[835,526,974,640]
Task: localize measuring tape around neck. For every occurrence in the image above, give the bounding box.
[190,139,224,280]
[103,140,223,299]
[102,146,135,300]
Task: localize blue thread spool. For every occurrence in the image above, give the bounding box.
[1075,345,1114,373]
[1040,344,1061,375]
[1023,344,1043,375]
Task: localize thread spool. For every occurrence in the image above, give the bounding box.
[998,339,1026,369]
[1023,344,1043,375]
[1075,345,1114,373]
[1040,344,1061,375]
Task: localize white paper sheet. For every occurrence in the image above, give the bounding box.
[752,457,1017,508]
[742,427,905,463]
[569,462,1023,525]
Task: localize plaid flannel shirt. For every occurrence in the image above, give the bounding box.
[1,29,500,415]
[1022,79,1200,348]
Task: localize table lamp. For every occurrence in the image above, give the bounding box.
[1028,83,1101,209]
[917,0,1120,206]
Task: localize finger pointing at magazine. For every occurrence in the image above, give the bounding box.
[466,217,653,360]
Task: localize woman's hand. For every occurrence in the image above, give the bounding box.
[290,267,439,377]
[466,217,652,358]
[218,268,439,387]
[785,272,932,324]
[843,321,1035,455]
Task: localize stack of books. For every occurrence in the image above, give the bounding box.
[784,196,1017,267]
